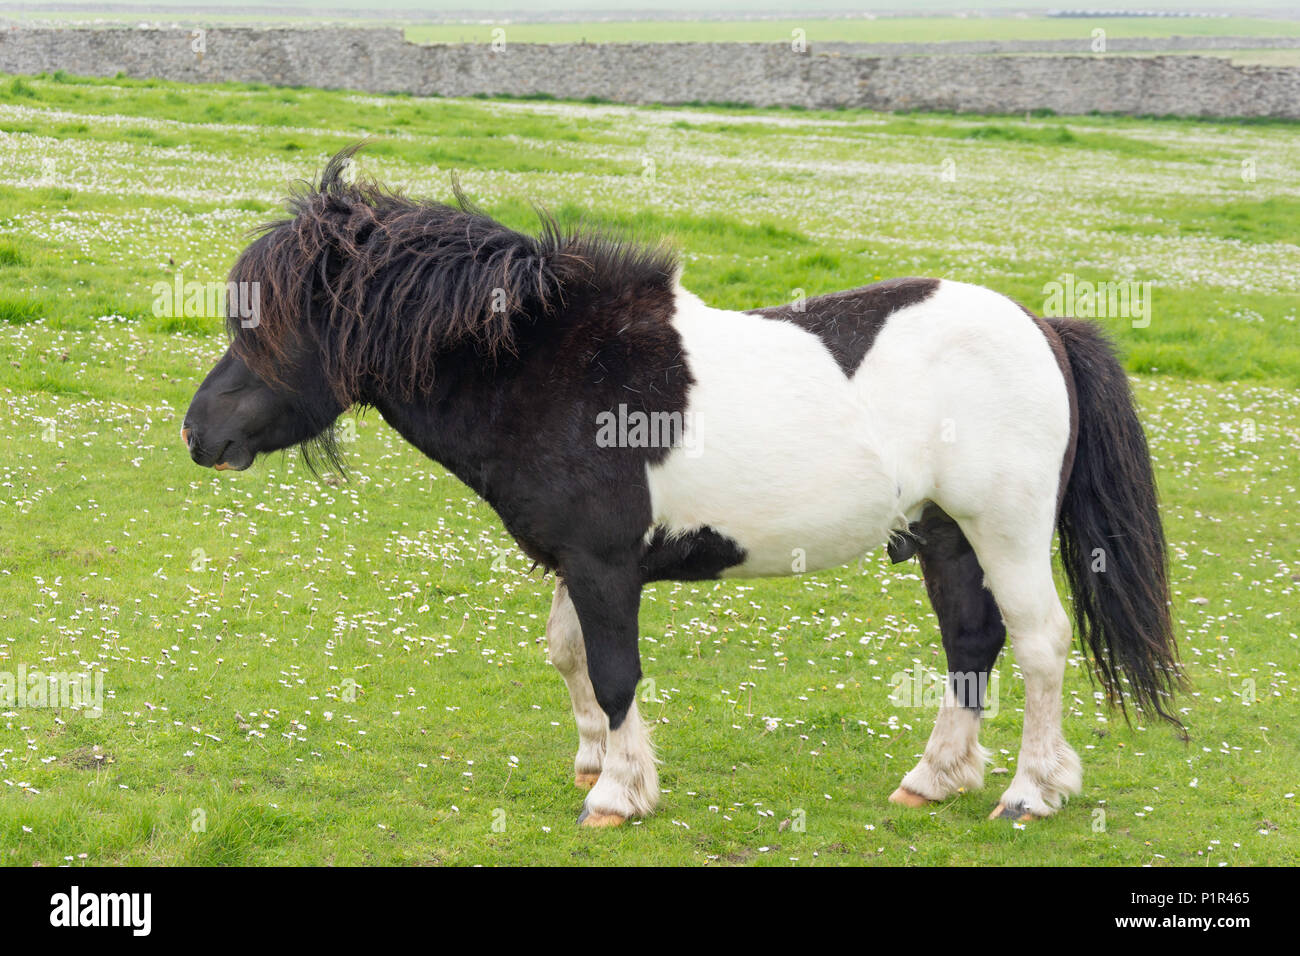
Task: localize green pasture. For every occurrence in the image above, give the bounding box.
[0,71,1296,865]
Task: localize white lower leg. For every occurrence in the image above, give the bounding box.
[564,674,607,783]
[581,700,659,823]
[997,611,1082,816]
[898,685,987,801]
[547,581,606,783]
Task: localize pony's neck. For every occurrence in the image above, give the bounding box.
[361,267,689,513]
[367,359,503,504]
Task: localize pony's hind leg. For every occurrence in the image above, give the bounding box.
[546,580,606,789]
[962,514,1082,820]
[891,507,1004,807]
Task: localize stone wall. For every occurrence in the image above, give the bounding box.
[0,27,1296,119]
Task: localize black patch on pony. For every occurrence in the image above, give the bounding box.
[226,143,683,411]
[221,145,705,730]
[224,144,698,576]
[747,278,940,376]
[886,528,923,564]
[912,505,1006,712]
[640,526,747,582]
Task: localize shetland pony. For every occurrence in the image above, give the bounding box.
[183,147,1182,826]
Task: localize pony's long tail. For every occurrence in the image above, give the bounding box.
[1049,318,1185,728]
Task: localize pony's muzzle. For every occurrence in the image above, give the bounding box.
[180,423,238,469]
[180,424,204,462]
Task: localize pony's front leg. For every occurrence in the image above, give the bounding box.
[563,555,658,827]
[546,579,606,789]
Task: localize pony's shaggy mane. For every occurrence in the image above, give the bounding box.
[227,143,680,406]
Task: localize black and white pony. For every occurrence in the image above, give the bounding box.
[183,147,1182,826]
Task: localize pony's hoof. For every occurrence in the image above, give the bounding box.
[888,787,934,809]
[989,802,1038,822]
[577,805,625,828]
[574,772,600,790]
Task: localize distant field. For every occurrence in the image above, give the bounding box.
[1093,49,1300,66]
[1220,48,1300,65]
[0,72,1296,866]
[6,13,1300,46]
[400,17,1300,46]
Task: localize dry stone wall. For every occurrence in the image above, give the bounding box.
[0,27,1295,119]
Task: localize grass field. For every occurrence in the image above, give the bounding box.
[0,71,1297,866]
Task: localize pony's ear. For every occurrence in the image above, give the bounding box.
[449,172,481,214]
[319,142,369,195]
[532,212,600,291]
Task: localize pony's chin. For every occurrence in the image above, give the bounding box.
[213,447,254,471]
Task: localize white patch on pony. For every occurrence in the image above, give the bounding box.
[546,581,606,780]
[899,684,988,800]
[648,280,1070,575]
[852,279,1071,527]
[646,286,903,576]
[582,700,659,820]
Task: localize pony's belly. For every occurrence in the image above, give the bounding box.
[722,510,894,578]
[648,452,900,578]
